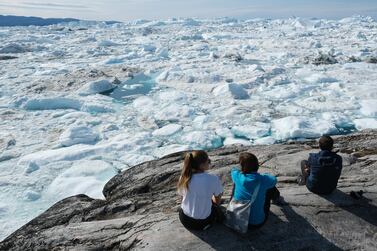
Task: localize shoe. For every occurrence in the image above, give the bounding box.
[350,190,364,200]
[272,196,286,206]
[297,175,306,186]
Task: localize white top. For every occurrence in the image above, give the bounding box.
[179,172,224,219]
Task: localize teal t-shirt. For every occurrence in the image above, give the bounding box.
[231,169,277,225]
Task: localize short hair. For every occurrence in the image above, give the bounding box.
[239,152,259,173]
[319,135,333,151]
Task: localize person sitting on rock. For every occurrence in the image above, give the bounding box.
[299,135,343,195]
[231,152,280,229]
[177,150,224,230]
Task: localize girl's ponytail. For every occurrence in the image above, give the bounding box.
[177,150,208,192]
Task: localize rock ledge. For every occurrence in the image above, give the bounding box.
[1,130,377,250]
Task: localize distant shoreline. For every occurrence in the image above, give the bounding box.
[0,15,121,27]
[0,15,79,27]
[1,14,375,27]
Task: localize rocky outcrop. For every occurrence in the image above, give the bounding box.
[1,130,377,250]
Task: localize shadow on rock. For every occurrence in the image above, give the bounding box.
[187,204,341,251]
[320,189,377,227]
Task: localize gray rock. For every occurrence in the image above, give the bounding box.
[1,130,377,250]
[366,57,377,64]
[305,52,338,65]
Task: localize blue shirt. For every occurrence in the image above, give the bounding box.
[231,169,277,225]
[307,150,342,194]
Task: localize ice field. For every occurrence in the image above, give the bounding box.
[1,16,377,239]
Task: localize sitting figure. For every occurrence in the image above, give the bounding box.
[300,135,343,195]
[177,150,224,230]
[231,152,280,229]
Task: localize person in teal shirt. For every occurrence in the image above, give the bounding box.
[231,152,280,229]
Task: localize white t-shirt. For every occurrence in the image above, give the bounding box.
[179,172,224,219]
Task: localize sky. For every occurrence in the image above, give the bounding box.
[0,0,376,21]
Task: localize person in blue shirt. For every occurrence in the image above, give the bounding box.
[231,152,280,229]
[299,135,343,195]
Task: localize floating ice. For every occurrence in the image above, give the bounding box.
[254,136,276,145]
[360,100,377,117]
[81,99,115,113]
[1,16,377,241]
[109,74,155,102]
[142,44,156,52]
[0,203,8,216]
[0,43,29,53]
[152,124,182,137]
[24,190,41,201]
[119,154,154,169]
[223,137,252,146]
[59,125,99,147]
[212,83,249,99]
[304,74,338,83]
[97,40,120,47]
[354,118,377,130]
[153,144,191,158]
[24,162,40,174]
[46,160,117,200]
[157,47,169,58]
[272,116,338,140]
[18,144,100,167]
[78,78,118,96]
[104,57,125,64]
[23,97,81,110]
[182,131,222,149]
[231,123,271,140]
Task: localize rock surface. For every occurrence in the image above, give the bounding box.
[1,130,377,250]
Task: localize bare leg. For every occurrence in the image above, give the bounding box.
[298,160,310,185]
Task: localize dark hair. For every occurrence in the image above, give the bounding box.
[239,152,259,173]
[177,150,209,191]
[319,135,334,151]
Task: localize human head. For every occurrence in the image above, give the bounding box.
[319,135,334,151]
[177,150,210,191]
[239,152,259,173]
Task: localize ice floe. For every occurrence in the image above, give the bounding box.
[1,15,377,241]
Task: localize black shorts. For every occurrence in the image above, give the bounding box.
[179,206,216,230]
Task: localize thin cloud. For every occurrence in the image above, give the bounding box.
[0,0,376,21]
[21,2,88,9]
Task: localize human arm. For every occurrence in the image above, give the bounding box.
[263,173,277,189]
[306,155,313,174]
[212,194,222,205]
[212,175,224,205]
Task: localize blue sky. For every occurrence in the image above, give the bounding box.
[0,0,376,21]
